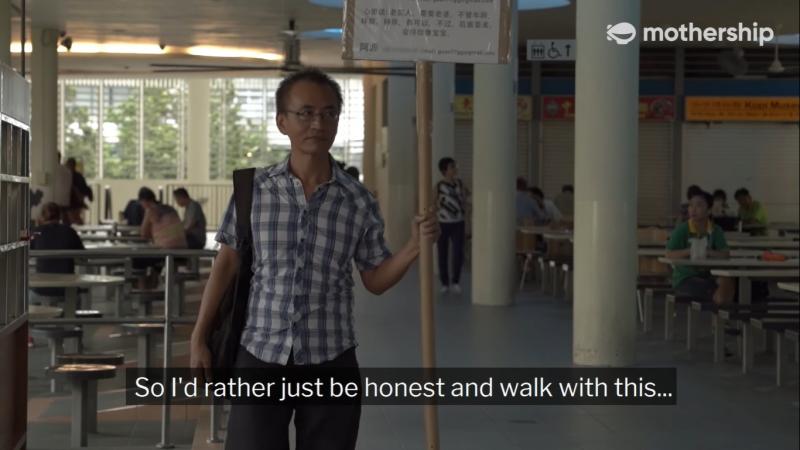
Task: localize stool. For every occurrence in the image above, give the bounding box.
[31,326,83,392]
[55,364,117,447]
[122,323,164,368]
[57,353,125,433]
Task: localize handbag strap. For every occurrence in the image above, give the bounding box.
[233,168,256,244]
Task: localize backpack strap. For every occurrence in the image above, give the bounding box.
[233,168,256,245]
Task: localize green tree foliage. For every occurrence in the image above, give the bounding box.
[63,86,99,179]
[143,86,181,179]
[102,86,139,179]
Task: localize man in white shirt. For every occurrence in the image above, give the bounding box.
[529,187,563,224]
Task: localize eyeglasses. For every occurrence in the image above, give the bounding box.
[284,109,340,123]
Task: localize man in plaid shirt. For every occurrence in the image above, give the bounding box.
[190,69,439,450]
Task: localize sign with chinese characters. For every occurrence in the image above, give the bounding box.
[343,0,513,64]
[454,95,532,120]
[526,40,576,61]
[685,97,799,122]
[541,96,675,121]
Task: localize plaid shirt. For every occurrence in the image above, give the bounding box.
[215,159,392,365]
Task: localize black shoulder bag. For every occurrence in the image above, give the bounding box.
[209,168,255,375]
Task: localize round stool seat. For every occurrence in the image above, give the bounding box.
[75,310,103,318]
[122,323,164,334]
[31,326,82,339]
[57,353,125,366]
[54,364,117,381]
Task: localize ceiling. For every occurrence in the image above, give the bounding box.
[8,0,800,74]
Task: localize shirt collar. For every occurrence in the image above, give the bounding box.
[688,218,713,235]
[265,155,343,186]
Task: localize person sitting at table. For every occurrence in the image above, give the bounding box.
[136,187,187,288]
[735,187,768,234]
[529,187,563,225]
[679,184,703,223]
[711,189,733,218]
[30,202,85,299]
[122,197,146,226]
[554,184,574,218]
[516,177,544,225]
[173,188,207,250]
[666,191,735,305]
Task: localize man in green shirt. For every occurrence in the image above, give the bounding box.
[735,188,768,233]
[666,191,735,305]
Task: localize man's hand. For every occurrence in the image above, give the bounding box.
[190,335,212,381]
[409,207,440,249]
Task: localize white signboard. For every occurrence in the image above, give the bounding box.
[343,0,512,64]
[526,39,576,61]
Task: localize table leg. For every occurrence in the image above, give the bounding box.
[71,379,89,447]
[739,276,751,305]
[65,288,78,317]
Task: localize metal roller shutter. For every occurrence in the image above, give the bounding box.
[682,122,800,223]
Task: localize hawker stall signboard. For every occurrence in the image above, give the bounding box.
[343,0,512,64]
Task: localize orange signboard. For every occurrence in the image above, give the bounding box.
[685,97,799,122]
[454,95,532,120]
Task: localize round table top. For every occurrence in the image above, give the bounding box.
[54,363,117,380]
[28,305,63,319]
[28,273,126,288]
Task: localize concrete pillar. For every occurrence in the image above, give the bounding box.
[30,27,59,205]
[432,63,455,186]
[573,0,640,366]
[0,0,11,65]
[385,71,416,250]
[471,5,517,306]
[186,79,210,182]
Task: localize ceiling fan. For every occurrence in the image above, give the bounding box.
[150,20,414,77]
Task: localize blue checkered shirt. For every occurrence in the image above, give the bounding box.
[215,159,392,365]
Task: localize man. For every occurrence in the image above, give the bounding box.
[436,157,468,294]
[137,187,187,288]
[65,157,93,225]
[529,187,563,225]
[666,190,734,305]
[515,177,543,225]
[735,187,768,232]
[189,69,438,450]
[173,188,207,249]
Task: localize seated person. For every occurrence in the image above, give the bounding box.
[30,202,85,299]
[516,177,544,225]
[122,198,146,226]
[136,187,187,288]
[554,184,574,218]
[666,191,734,305]
[735,187,768,234]
[529,187,563,225]
[678,184,703,223]
[173,187,207,250]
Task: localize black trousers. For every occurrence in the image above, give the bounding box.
[225,347,361,450]
[437,221,466,286]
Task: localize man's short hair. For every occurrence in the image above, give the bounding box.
[138,187,157,202]
[173,188,189,199]
[686,184,703,200]
[529,187,544,199]
[438,157,455,175]
[66,157,77,166]
[734,188,750,199]
[275,68,343,114]
[562,185,574,193]
[516,177,528,191]
[712,189,726,200]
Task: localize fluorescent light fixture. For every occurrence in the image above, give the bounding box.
[309,0,570,9]
[299,28,343,40]
[186,46,284,61]
[772,33,799,46]
[10,41,165,54]
[519,0,570,10]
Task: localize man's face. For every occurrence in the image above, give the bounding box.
[140,199,155,210]
[688,196,709,222]
[736,195,751,208]
[445,163,457,179]
[276,80,339,157]
[175,196,189,207]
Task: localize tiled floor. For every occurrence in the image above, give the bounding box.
[27,267,799,449]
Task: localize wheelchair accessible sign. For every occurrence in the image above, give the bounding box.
[527,39,576,61]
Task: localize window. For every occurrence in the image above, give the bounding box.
[58,78,187,180]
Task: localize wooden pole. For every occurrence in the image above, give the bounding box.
[416,60,440,450]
